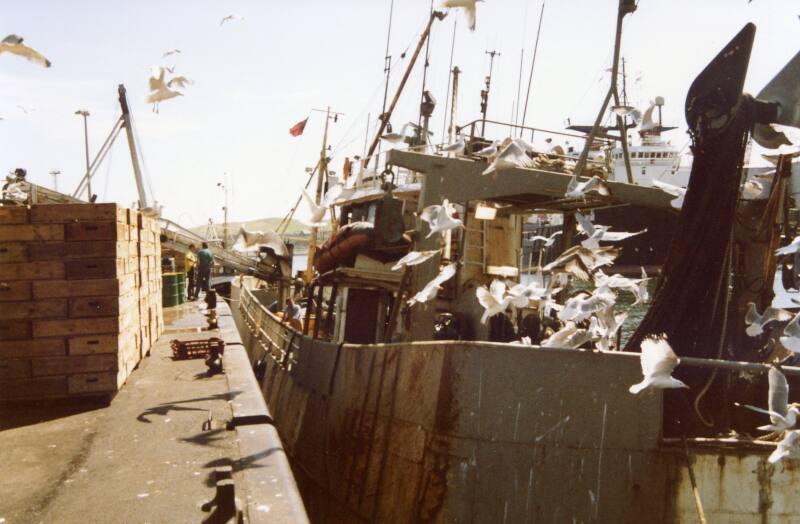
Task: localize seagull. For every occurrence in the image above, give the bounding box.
[381,123,414,144]
[575,211,646,249]
[16,105,33,114]
[776,235,800,257]
[391,250,440,271]
[419,199,464,238]
[302,189,327,224]
[474,140,500,157]
[439,135,466,156]
[565,175,611,200]
[541,319,597,349]
[780,312,800,353]
[558,289,616,324]
[594,306,628,351]
[745,302,792,337]
[0,34,51,67]
[441,0,483,31]
[651,179,686,209]
[737,366,800,432]
[506,279,560,309]
[594,268,649,305]
[162,49,181,58]
[234,228,289,257]
[768,430,800,464]
[220,14,244,26]
[408,263,457,306]
[482,139,533,175]
[742,179,767,200]
[528,230,562,248]
[544,245,620,281]
[628,335,688,394]
[167,76,194,89]
[146,66,183,112]
[476,279,512,324]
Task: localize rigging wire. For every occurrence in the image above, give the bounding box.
[440,17,458,140]
[416,0,435,131]
[375,0,396,165]
[519,0,546,135]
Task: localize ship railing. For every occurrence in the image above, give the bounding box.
[239,286,300,369]
[458,118,614,150]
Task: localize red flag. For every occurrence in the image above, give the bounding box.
[289,117,308,137]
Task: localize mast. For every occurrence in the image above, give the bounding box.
[118,84,148,209]
[305,107,332,284]
[449,66,461,143]
[519,1,545,135]
[572,0,636,183]
[366,9,446,159]
[480,50,500,135]
[375,0,395,167]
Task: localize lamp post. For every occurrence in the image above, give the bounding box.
[217,181,228,249]
[74,109,91,200]
[48,170,61,192]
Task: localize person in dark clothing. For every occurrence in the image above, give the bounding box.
[196,242,214,293]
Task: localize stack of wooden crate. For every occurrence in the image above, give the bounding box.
[0,203,163,402]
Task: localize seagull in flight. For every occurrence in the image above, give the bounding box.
[558,289,616,324]
[441,0,483,31]
[575,211,645,249]
[476,280,512,324]
[302,189,327,225]
[380,123,414,144]
[234,228,289,257]
[769,430,800,464]
[737,366,800,432]
[527,230,562,248]
[541,319,597,349]
[167,76,194,89]
[146,66,183,113]
[408,263,458,306]
[776,235,800,257]
[419,199,464,238]
[391,250,441,271]
[220,14,245,26]
[565,175,611,200]
[0,34,51,68]
[651,179,686,209]
[482,139,533,175]
[744,302,792,337]
[780,312,800,353]
[629,335,688,394]
[162,49,181,58]
[543,245,620,281]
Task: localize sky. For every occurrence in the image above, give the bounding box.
[0,0,797,228]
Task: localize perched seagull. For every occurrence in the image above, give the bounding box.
[651,179,686,209]
[408,263,457,306]
[167,76,194,89]
[558,289,616,324]
[419,199,464,238]
[575,211,645,249]
[162,49,181,58]
[0,34,51,67]
[302,189,327,225]
[476,280,512,324]
[565,175,611,200]
[769,430,800,464]
[439,135,466,156]
[391,250,440,271]
[234,228,289,257]
[220,14,245,26]
[441,0,483,31]
[737,366,800,432]
[482,139,533,175]
[629,335,688,394]
[528,230,562,248]
[745,302,792,337]
[474,140,500,157]
[146,66,182,112]
[780,312,800,353]
[776,236,800,257]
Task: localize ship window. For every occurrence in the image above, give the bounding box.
[656,153,662,158]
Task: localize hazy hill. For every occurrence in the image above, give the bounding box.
[189,217,309,238]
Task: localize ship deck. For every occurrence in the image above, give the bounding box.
[0,298,308,524]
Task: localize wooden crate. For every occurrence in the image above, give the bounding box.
[0,202,164,402]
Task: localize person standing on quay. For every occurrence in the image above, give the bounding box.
[197,242,214,294]
[185,244,198,300]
